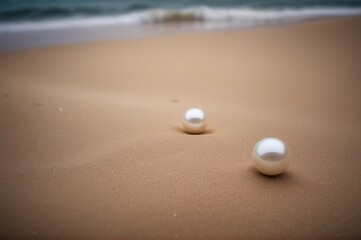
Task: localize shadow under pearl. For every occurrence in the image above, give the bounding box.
[171,126,215,135]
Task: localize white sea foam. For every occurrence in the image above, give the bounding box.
[0,6,361,33]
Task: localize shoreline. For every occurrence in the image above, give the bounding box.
[1,7,361,51]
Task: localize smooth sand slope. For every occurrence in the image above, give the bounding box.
[0,17,361,239]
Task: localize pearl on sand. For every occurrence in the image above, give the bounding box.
[182,108,207,134]
[252,137,289,176]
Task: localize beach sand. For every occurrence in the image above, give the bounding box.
[0,16,361,239]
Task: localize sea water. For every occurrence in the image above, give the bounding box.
[0,0,361,50]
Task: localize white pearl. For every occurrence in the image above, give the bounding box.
[182,108,207,134]
[252,137,289,176]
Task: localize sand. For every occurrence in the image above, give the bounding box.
[0,17,361,239]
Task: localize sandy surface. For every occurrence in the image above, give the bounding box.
[1,17,361,239]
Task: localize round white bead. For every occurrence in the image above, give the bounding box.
[182,108,207,134]
[252,137,289,176]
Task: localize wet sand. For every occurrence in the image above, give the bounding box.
[0,16,361,239]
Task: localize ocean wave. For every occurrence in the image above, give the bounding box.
[1,6,361,33]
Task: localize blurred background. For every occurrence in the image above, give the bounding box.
[1,0,361,50]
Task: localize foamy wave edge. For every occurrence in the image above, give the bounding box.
[1,6,361,33]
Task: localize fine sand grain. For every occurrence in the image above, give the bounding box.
[0,17,361,239]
